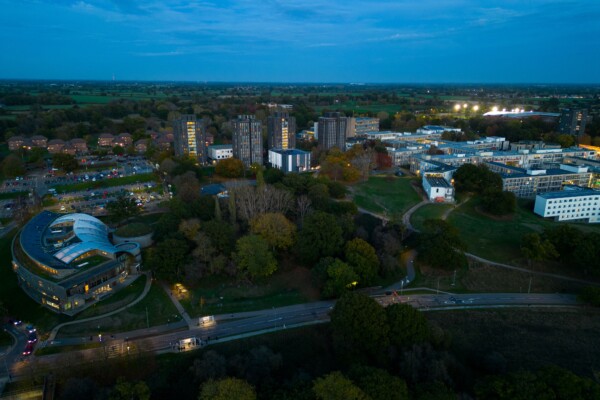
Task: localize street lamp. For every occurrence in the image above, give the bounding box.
[472,105,479,112]
[454,104,461,112]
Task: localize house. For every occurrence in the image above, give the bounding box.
[135,139,148,154]
[98,133,114,147]
[422,174,455,203]
[114,133,132,147]
[47,139,66,154]
[69,138,88,154]
[31,135,48,148]
[8,136,26,151]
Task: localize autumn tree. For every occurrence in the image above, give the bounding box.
[2,154,25,178]
[109,378,150,400]
[199,378,256,400]
[313,372,369,400]
[216,158,244,178]
[250,213,296,251]
[107,194,140,224]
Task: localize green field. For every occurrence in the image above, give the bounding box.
[446,198,600,266]
[74,275,148,319]
[57,281,180,337]
[352,176,422,215]
[410,203,454,231]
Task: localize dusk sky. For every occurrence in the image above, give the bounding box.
[1,0,599,83]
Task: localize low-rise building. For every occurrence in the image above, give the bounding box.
[8,136,26,151]
[534,186,600,223]
[98,133,114,147]
[135,139,148,154]
[114,133,132,148]
[208,144,234,161]
[69,138,88,154]
[31,135,48,148]
[268,148,311,173]
[12,211,142,315]
[47,139,66,154]
[417,125,462,135]
[422,174,455,203]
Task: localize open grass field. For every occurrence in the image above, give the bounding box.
[57,281,180,338]
[352,175,422,215]
[427,308,600,377]
[446,198,600,267]
[180,266,317,318]
[74,275,148,319]
[410,203,454,231]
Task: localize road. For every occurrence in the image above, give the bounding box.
[1,292,579,380]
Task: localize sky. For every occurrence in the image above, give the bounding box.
[0,0,599,83]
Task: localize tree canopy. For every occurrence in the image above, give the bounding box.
[250,212,296,251]
[313,372,370,400]
[296,211,344,264]
[199,378,256,400]
[344,238,380,286]
[234,234,278,279]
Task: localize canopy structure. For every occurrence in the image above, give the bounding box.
[50,213,118,265]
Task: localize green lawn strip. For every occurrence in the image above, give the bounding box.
[0,191,28,200]
[180,274,310,318]
[0,329,14,346]
[56,282,180,338]
[410,203,454,231]
[115,223,153,237]
[53,173,156,193]
[0,231,66,332]
[352,176,421,215]
[73,275,148,319]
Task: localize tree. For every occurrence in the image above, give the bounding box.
[107,194,140,224]
[330,292,389,362]
[250,213,296,251]
[578,287,600,307]
[313,372,370,400]
[234,235,277,279]
[110,378,150,400]
[146,238,189,281]
[216,158,244,178]
[481,189,516,216]
[521,233,558,266]
[199,378,256,400]
[322,259,360,298]
[2,154,25,178]
[386,303,430,349]
[297,211,344,264]
[453,163,502,194]
[348,365,409,400]
[191,350,227,382]
[173,171,201,204]
[52,153,78,173]
[417,219,467,270]
[203,220,235,254]
[344,238,380,286]
[112,145,125,156]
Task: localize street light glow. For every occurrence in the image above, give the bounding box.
[454,104,461,111]
[463,103,468,108]
[492,106,499,112]
[473,105,479,111]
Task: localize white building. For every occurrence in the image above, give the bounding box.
[417,125,462,135]
[268,148,311,173]
[534,186,600,223]
[422,174,455,203]
[208,144,233,162]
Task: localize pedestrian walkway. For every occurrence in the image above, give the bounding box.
[47,272,153,341]
[160,282,195,329]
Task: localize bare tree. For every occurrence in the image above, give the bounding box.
[232,185,293,221]
[297,195,312,224]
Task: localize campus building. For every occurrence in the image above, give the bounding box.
[232,115,263,167]
[534,186,600,223]
[422,174,455,203]
[208,144,234,162]
[12,211,142,315]
[348,117,379,137]
[267,111,296,150]
[173,115,208,164]
[268,148,311,173]
[558,108,588,136]
[318,112,348,151]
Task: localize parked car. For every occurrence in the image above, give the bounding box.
[22,342,34,356]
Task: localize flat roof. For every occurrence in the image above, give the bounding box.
[538,189,599,200]
[269,148,310,155]
[208,144,233,150]
[425,176,452,188]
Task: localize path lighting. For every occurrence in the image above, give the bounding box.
[472,105,479,111]
[462,103,468,109]
[454,104,461,111]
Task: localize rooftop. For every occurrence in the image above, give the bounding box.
[537,188,600,200]
[425,176,452,188]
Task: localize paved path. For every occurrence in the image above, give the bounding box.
[47,272,153,341]
[160,282,195,329]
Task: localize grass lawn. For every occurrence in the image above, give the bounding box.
[352,176,422,216]
[53,173,156,193]
[0,191,27,200]
[57,281,180,338]
[180,266,317,318]
[0,329,14,347]
[446,197,600,267]
[410,203,454,231]
[115,222,153,237]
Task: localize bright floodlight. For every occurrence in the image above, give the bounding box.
[463,103,468,108]
[492,106,499,112]
[473,105,479,111]
[454,104,461,111]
